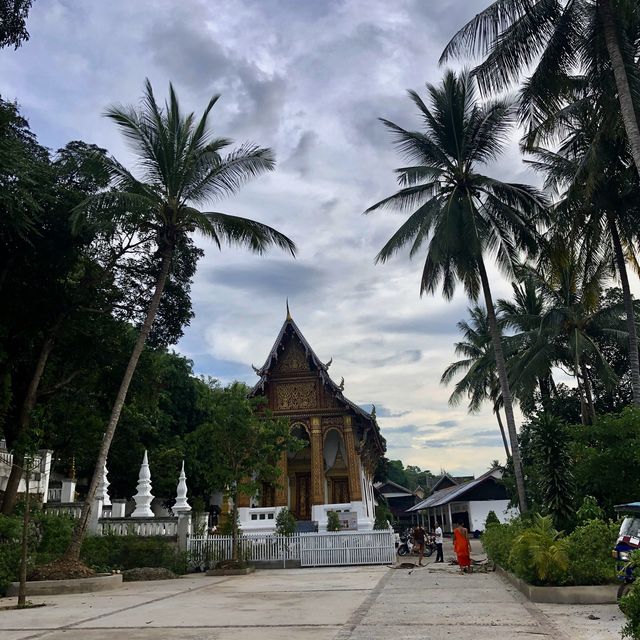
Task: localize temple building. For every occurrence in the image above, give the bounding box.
[238,308,386,532]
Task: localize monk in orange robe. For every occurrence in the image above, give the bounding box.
[453,522,472,574]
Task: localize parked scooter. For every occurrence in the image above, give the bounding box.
[397,530,436,557]
[613,503,640,605]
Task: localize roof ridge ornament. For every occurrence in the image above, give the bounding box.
[338,377,345,391]
[323,357,332,370]
[286,298,292,321]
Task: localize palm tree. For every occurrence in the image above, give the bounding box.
[517,241,625,424]
[365,70,548,512]
[441,305,511,458]
[527,97,640,407]
[498,274,555,412]
[63,80,296,561]
[440,0,640,185]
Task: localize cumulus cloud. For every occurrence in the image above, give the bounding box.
[1,0,532,476]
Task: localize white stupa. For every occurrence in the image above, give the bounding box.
[131,450,154,518]
[173,460,191,513]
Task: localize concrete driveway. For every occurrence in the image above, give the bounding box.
[0,556,625,639]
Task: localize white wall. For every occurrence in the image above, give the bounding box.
[468,500,518,532]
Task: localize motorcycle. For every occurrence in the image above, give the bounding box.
[613,503,640,606]
[397,531,436,558]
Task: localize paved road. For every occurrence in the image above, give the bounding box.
[0,560,625,639]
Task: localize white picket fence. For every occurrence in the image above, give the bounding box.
[299,530,396,567]
[188,529,395,568]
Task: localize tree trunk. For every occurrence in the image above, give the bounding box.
[608,213,640,406]
[232,487,239,563]
[599,0,640,179]
[64,246,173,561]
[574,331,589,426]
[580,363,597,424]
[1,317,62,515]
[494,407,511,459]
[478,258,528,513]
[18,461,30,607]
[538,375,552,411]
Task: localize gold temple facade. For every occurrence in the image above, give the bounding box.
[240,309,386,531]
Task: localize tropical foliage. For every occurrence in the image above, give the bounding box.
[367,69,548,512]
[483,514,617,586]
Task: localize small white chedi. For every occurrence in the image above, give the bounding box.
[131,450,155,518]
[96,462,111,506]
[173,460,191,513]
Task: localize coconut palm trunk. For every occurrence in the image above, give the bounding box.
[598,0,640,179]
[478,258,528,512]
[608,213,640,406]
[580,363,597,424]
[64,245,173,561]
[494,407,511,459]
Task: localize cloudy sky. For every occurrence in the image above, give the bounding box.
[2,0,552,476]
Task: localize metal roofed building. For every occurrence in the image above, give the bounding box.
[408,468,518,533]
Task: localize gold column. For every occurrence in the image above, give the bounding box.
[275,451,288,507]
[310,417,324,505]
[343,416,363,502]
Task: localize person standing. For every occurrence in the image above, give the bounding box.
[453,522,472,574]
[413,524,426,566]
[434,521,444,563]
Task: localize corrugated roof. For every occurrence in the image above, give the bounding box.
[407,468,502,511]
[374,480,416,496]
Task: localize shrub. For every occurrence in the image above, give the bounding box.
[275,507,296,536]
[622,551,640,639]
[509,515,569,585]
[327,511,341,532]
[81,535,187,574]
[481,518,524,571]
[0,512,39,595]
[576,495,605,524]
[484,510,500,528]
[34,513,74,563]
[565,518,617,585]
[374,502,394,530]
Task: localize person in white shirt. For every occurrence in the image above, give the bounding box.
[434,522,444,563]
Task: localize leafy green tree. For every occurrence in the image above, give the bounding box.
[0,0,34,49]
[571,407,640,516]
[365,70,548,512]
[184,382,296,561]
[66,80,296,562]
[0,137,114,515]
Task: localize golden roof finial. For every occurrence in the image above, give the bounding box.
[286,298,292,321]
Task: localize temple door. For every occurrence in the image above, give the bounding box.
[261,482,275,508]
[332,478,350,504]
[295,473,311,520]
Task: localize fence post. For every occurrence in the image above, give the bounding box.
[177,511,192,552]
[88,495,103,536]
